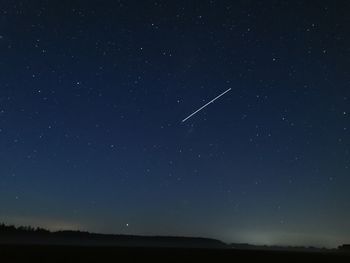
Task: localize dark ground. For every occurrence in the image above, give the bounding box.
[1,245,349,263]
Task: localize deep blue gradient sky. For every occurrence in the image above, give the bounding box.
[0,1,349,248]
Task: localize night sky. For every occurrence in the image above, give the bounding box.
[1,1,349,248]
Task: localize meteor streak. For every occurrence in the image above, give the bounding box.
[182,88,231,123]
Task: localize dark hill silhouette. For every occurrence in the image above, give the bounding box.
[1,223,349,262]
[338,244,350,251]
[0,223,226,248]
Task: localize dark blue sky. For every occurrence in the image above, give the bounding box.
[0,0,349,248]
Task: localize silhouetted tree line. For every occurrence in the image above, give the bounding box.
[0,223,91,236]
[0,223,226,247]
[0,223,50,234]
[1,223,348,251]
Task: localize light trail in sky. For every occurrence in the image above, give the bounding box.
[182,88,231,123]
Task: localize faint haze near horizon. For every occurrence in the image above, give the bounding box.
[1,215,348,248]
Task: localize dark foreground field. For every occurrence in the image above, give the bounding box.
[1,245,349,262]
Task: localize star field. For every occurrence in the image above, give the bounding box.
[0,1,349,248]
